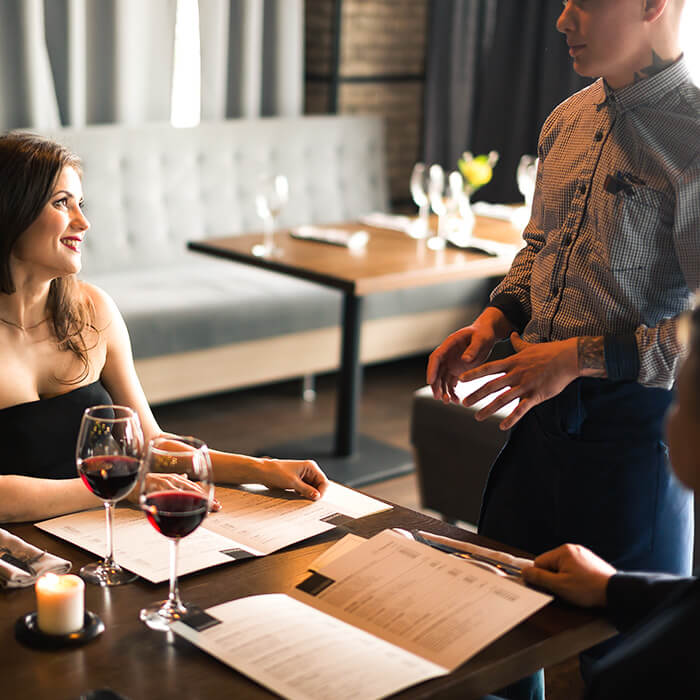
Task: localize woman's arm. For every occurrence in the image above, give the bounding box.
[0,474,102,523]
[92,285,329,499]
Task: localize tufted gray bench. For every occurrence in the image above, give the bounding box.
[44,116,493,403]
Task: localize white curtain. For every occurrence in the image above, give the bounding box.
[199,0,303,120]
[0,0,303,131]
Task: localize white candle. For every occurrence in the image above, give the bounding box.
[35,573,85,635]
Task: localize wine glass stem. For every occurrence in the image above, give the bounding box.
[263,215,275,252]
[104,501,116,566]
[168,539,181,608]
[419,203,430,237]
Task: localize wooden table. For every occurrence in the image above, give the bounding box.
[188,216,522,484]
[1,504,613,700]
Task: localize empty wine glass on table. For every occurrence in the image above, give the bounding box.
[139,435,213,630]
[409,163,431,239]
[76,405,143,586]
[253,173,289,257]
[513,154,538,229]
[427,164,450,250]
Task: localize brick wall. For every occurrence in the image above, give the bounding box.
[305,0,428,206]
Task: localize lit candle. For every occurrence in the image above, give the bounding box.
[35,573,85,635]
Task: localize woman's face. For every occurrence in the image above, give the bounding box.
[11,166,89,279]
[666,349,700,492]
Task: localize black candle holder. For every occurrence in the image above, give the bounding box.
[14,610,104,649]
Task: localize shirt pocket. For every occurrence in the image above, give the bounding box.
[606,186,673,273]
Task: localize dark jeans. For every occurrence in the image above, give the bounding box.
[477,379,693,700]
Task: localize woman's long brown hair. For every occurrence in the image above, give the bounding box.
[0,132,94,383]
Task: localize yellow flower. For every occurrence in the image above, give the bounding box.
[457,150,499,192]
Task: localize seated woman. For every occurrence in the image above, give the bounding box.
[518,305,700,698]
[0,132,328,523]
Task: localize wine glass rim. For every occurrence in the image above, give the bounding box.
[147,434,208,456]
[83,404,139,422]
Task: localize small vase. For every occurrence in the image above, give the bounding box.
[450,192,475,247]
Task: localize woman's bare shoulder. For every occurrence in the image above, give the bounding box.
[77,280,120,327]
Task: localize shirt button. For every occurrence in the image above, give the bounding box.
[594,130,603,141]
[579,183,587,194]
[552,286,559,296]
[563,236,570,246]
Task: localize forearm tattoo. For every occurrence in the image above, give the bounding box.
[633,50,676,83]
[577,336,607,377]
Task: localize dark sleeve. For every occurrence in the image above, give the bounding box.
[487,296,530,334]
[605,572,696,631]
[603,334,639,382]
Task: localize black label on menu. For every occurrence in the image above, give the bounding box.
[320,513,354,527]
[220,548,256,561]
[180,607,222,632]
[296,572,335,596]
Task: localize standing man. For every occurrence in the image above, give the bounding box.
[428,0,699,579]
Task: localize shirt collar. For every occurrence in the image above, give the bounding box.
[596,55,691,112]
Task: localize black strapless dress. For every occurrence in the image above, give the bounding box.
[0,381,113,479]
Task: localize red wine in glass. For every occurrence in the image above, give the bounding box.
[79,455,141,501]
[76,405,143,587]
[139,435,213,631]
[143,491,208,539]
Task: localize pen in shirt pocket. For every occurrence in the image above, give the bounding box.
[604,170,646,194]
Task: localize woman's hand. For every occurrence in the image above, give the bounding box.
[126,473,221,511]
[256,458,329,501]
[521,544,616,607]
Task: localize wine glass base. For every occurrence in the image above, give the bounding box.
[140,600,190,631]
[251,243,281,258]
[426,236,446,251]
[80,560,138,587]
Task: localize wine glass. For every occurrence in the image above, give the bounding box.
[252,173,289,257]
[448,170,476,247]
[76,405,143,586]
[409,163,431,239]
[427,164,450,250]
[139,435,213,630]
[513,154,538,229]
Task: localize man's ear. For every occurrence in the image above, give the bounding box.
[643,0,669,23]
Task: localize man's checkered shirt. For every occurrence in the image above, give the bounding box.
[490,58,700,389]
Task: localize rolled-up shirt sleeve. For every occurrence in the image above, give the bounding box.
[631,154,700,388]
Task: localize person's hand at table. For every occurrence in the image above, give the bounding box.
[459,333,580,430]
[427,307,513,404]
[522,544,617,607]
[254,458,329,501]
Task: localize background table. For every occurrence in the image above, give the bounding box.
[189,216,522,485]
[2,502,614,700]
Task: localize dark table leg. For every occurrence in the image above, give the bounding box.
[255,291,410,485]
[335,293,363,457]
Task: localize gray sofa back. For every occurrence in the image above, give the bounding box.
[44,116,388,274]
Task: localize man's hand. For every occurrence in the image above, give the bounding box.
[521,544,616,607]
[459,333,579,429]
[427,307,515,403]
[257,459,329,501]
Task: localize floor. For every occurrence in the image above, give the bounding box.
[153,355,585,699]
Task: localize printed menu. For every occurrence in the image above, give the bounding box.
[172,529,552,700]
[35,481,391,583]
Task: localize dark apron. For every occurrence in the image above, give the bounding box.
[478,378,693,575]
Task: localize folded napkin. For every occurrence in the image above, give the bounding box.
[416,530,533,571]
[0,528,71,588]
[360,212,415,234]
[471,201,519,222]
[448,235,521,258]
